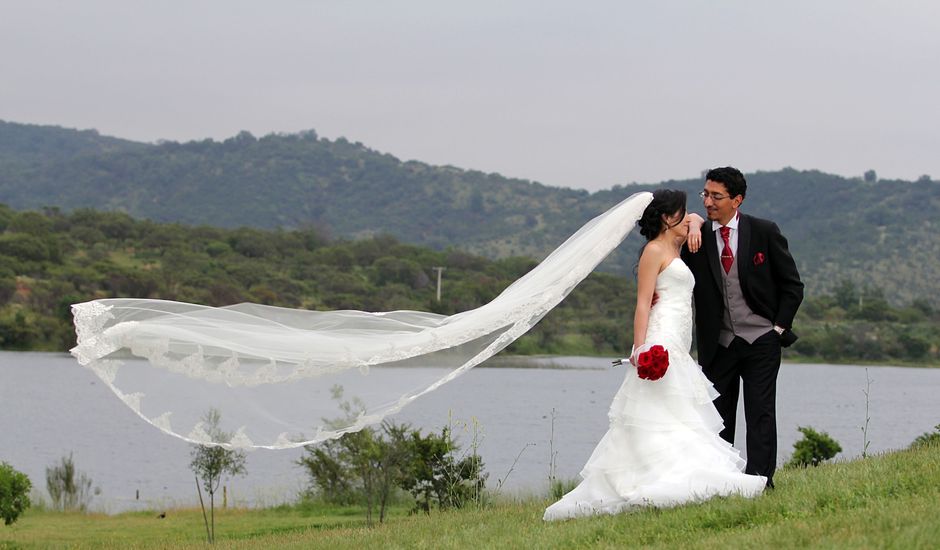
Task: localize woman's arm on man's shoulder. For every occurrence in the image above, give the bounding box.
[685,213,706,253]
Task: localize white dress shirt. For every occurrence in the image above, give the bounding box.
[712,211,740,256]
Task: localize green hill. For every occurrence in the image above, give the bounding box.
[1,121,938,305]
[1,204,936,364]
[0,120,145,164]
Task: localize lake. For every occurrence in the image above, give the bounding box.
[1,351,937,513]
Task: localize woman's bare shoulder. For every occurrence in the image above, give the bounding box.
[641,240,670,259]
[639,242,671,271]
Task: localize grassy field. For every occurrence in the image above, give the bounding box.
[2,443,938,549]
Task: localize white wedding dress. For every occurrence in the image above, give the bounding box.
[543,258,765,521]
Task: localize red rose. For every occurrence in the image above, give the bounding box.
[636,344,669,381]
[753,252,765,266]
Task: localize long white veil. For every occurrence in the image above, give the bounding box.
[70,192,653,449]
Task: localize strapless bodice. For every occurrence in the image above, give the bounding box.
[645,258,694,352]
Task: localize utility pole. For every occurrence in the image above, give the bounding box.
[432,266,445,302]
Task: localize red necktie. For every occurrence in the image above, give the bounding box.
[720,226,734,273]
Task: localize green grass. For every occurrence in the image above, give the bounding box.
[3,444,939,549]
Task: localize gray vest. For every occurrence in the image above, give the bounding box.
[718,257,773,347]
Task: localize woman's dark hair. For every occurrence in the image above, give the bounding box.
[637,189,687,241]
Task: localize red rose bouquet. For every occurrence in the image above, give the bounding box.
[635,344,669,381]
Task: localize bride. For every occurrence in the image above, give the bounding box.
[543,189,765,521]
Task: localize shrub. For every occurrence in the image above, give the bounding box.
[0,462,31,525]
[299,388,487,523]
[401,425,487,514]
[786,426,842,468]
[909,424,940,449]
[0,233,49,262]
[299,421,417,524]
[45,453,96,511]
[0,277,15,304]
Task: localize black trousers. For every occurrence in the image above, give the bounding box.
[703,331,781,484]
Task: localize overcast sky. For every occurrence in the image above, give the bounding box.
[2,1,938,190]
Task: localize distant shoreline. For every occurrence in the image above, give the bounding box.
[5,348,936,370]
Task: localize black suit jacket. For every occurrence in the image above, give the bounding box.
[680,213,804,368]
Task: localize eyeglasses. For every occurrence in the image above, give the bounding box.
[699,191,731,201]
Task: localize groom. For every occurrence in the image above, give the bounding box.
[681,166,803,488]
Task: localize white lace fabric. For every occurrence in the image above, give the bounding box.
[70,192,655,450]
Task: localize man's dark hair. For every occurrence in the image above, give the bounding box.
[705,166,747,199]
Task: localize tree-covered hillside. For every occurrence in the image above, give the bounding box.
[1,121,938,305]
[0,204,633,357]
[1,205,936,364]
[0,120,145,165]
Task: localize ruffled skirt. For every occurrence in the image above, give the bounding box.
[543,347,765,521]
